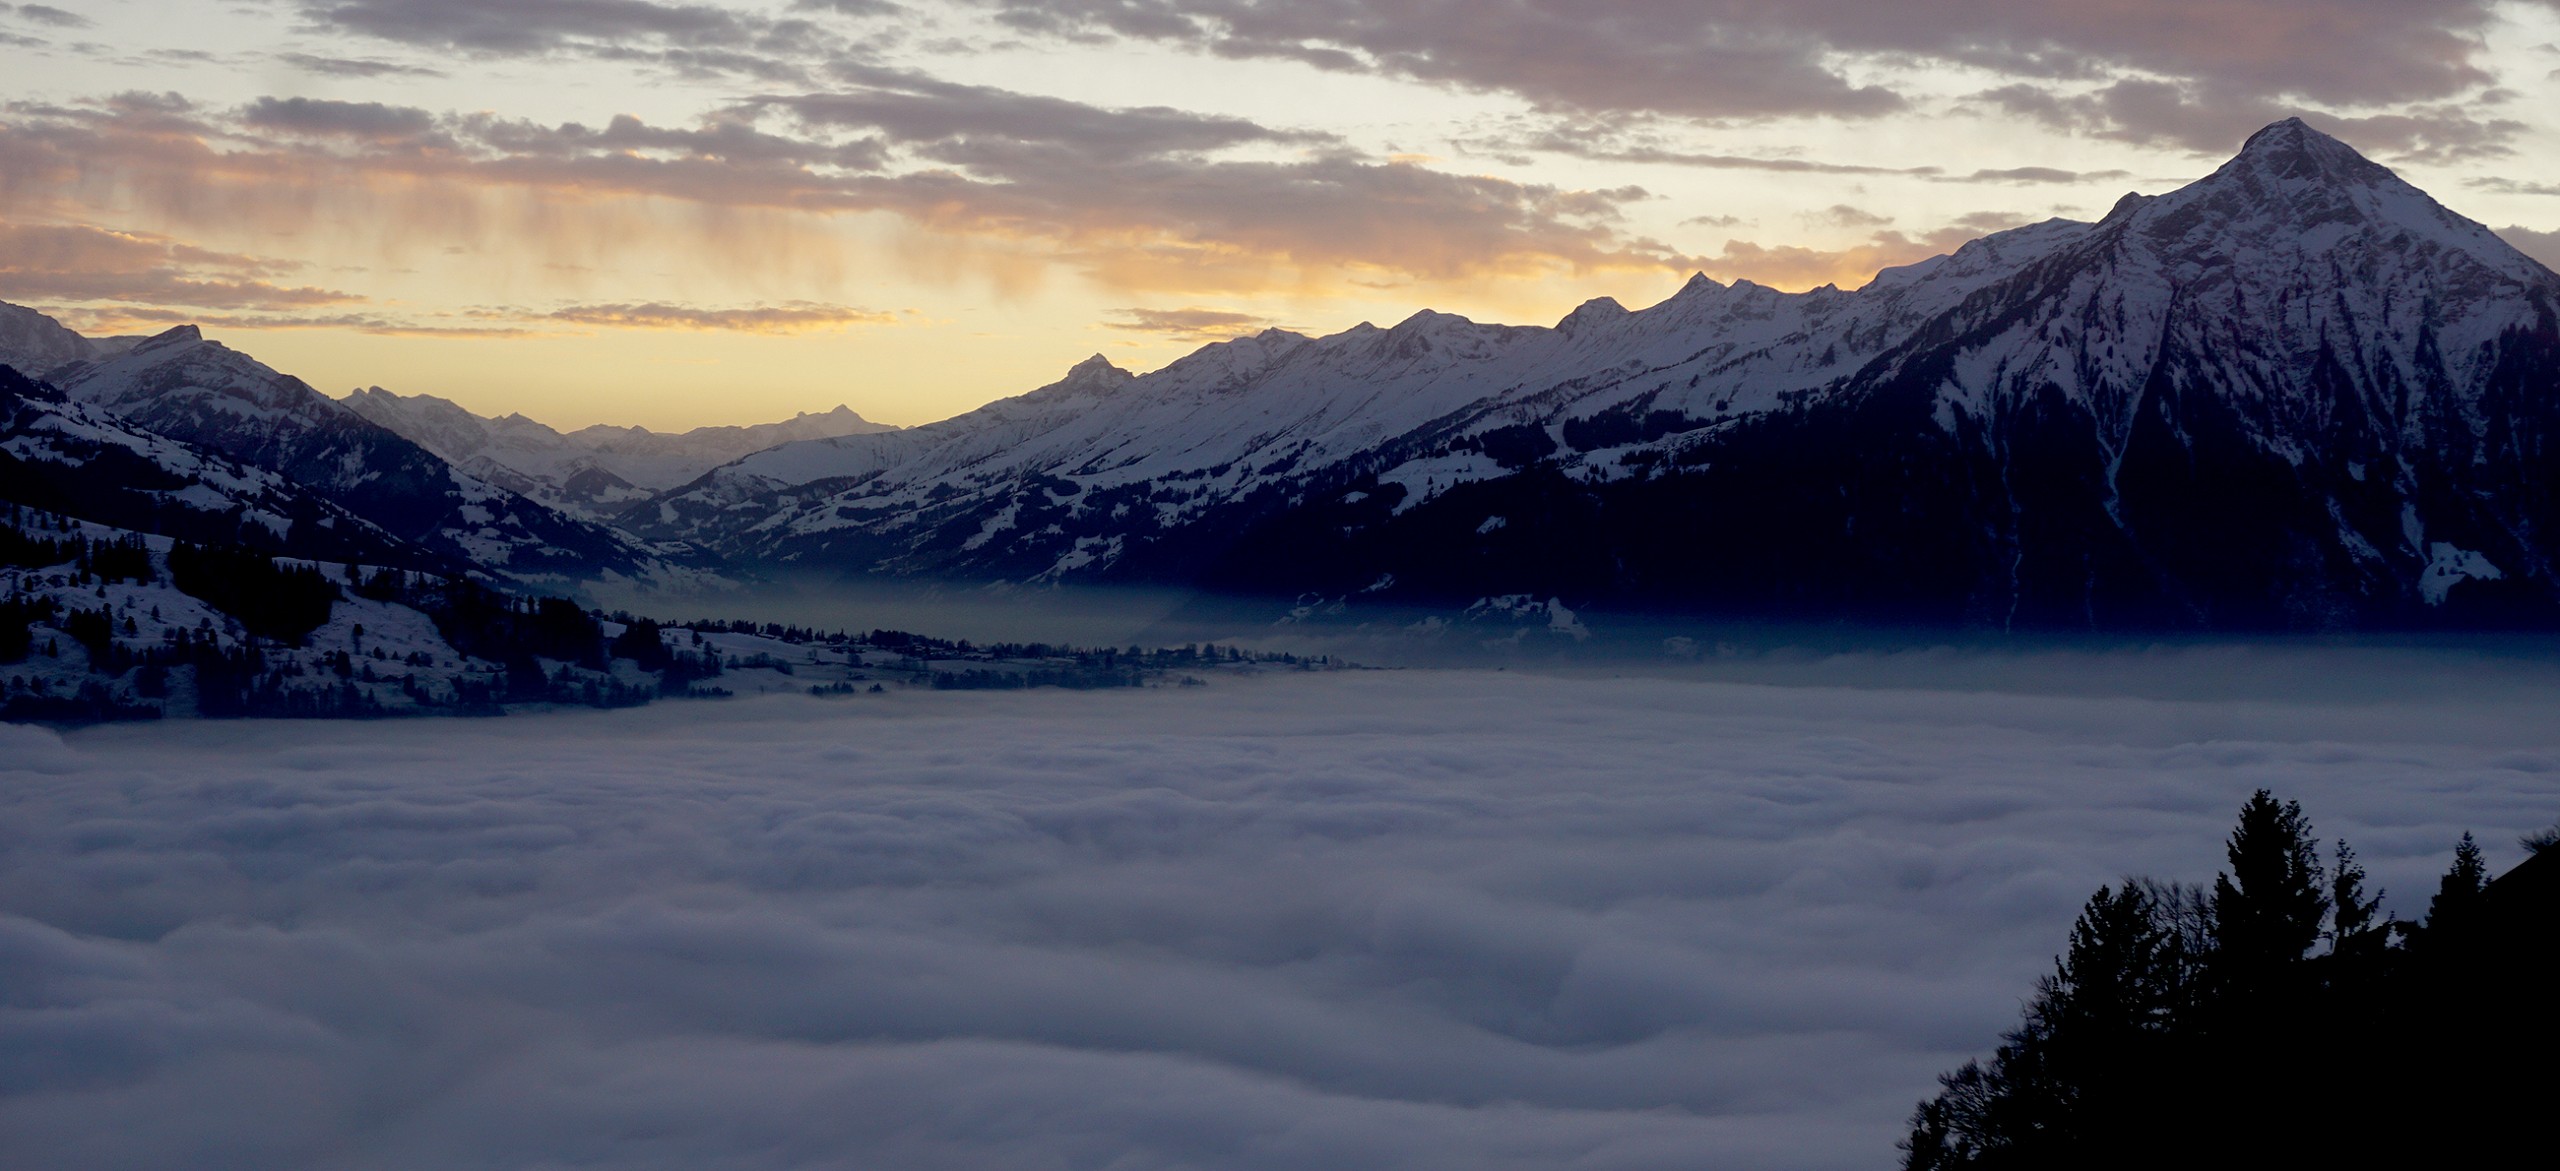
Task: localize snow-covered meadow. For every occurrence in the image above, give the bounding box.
[3,657,2554,1169]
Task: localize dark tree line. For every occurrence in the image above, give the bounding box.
[168,541,342,643]
[1903,792,2557,1168]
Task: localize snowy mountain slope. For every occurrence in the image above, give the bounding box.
[340,386,894,520]
[629,215,2095,575]
[0,508,717,720]
[1208,119,2560,628]
[637,119,2560,629]
[0,301,142,378]
[7,309,709,590]
[2,363,442,566]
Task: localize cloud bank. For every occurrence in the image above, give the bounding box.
[0,85,1680,306]
[3,661,2552,1169]
[975,0,2540,142]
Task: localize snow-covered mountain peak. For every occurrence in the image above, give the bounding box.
[1556,296,1630,336]
[1064,353,1129,382]
[2223,117,2394,188]
[137,324,203,350]
[2097,191,2155,224]
[2114,117,2551,289]
[1020,353,1136,403]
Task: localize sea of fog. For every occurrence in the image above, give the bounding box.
[5,653,2557,1169]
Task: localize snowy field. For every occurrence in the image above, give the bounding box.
[4,658,2555,1170]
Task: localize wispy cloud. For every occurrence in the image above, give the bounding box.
[1978,81,2525,160]
[272,50,448,78]
[0,222,361,310]
[0,87,1693,308]
[1105,306,1290,342]
[543,300,895,332]
[1693,215,2037,291]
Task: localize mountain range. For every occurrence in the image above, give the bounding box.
[7,118,2557,632]
[340,387,893,521]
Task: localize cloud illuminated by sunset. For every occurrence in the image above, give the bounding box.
[1,0,2556,429]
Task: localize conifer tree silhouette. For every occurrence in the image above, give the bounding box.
[2208,791,2327,1004]
[2423,831,2488,940]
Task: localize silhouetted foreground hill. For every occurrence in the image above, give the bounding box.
[1904,794,2558,1168]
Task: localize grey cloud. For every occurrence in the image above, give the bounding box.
[244,96,442,142]
[1983,79,2525,160]
[2495,225,2560,272]
[985,0,1903,118]
[1955,165,2135,185]
[1504,131,1942,177]
[2472,178,2560,197]
[969,0,2533,121]
[771,65,1323,164]
[1805,204,1893,229]
[12,3,88,28]
[0,658,2550,1169]
[792,0,906,14]
[301,0,856,82]
[0,90,1681,293]
[273,51,449,78]
[305,0,760,53]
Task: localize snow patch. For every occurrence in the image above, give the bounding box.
[2420,542,2502,605]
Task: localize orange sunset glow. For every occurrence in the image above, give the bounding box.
[6,0,2559,429]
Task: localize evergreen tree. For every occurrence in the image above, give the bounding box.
[2423,832,2488,937]
[1898,883,2199,1168]
[2327,840,2385,960]
[2209,790,2327,1003]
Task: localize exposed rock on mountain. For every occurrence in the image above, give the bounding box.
[2,363,438,566]
[7,309,698,589]
[0,301,143,377]
[628,120,2560,630]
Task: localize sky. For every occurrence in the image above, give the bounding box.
[3,663,2553,1169]
[3,1,2559,429]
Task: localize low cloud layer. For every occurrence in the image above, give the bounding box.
[3,660,2551,1169]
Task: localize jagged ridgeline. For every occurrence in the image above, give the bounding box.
[623,120,2560,631]
[0,505,1324,723]
[6,118,2558,634]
